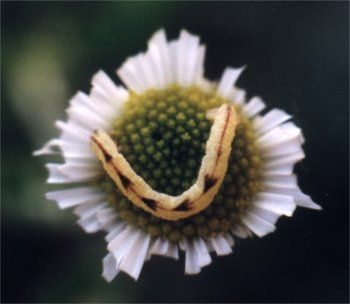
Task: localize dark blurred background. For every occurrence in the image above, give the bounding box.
[1,2,349,303]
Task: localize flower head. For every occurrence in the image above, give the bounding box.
[35,29,321,282]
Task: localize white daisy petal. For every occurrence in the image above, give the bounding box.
[261,173,298,185]
[242,96,266,118]
[181,238,212,273]
[58,141,96,161]
[223,233,235,247]
[242,211,276,237]
[77,213,102,233]
[102,253,120,283]
[33,139,61,156]
[253,109,292,135]
[55,120,91,143]
[46,187,105,209]
[193,238,212,267]
[62,151,99,165]
[209,234,233,256]
[117,57,146,94]
[183,239,201,275]
[255,192,296,216]
[132,54,155,90]
[230,87,247,105]
[249,206,281,226]
[91,70,129,106]
[57,163,101,181]
[105,222,127,243]
[148,237,167,255]
[118,231,151,280]
[46,164,74,184]
[141,53,160,89]
[38,139,93,159]
[104,222,120,234]
[166,242,180,260]
[280,122,305,144]
[73,201,107,219]
[83,90,117,120]
[168,41,178,84]
[262,182,321,210]
[64,156,99,165]
[204,238,214,252]
[262,152,305,175]
[148,29,173,85]
[178,238,186,251]
[108,226,140,264]
[217,67,245,98]
[258,123,301,146]
[194,45,206,85]
[147,43,166,88]
[67,105,109,131]
[258,128,303,157]
[69,91,118,124]
[231,223,253,239]
[176,30,200,86]
[149,237,179,260]
[69,91,92,108]
[290,192,321,210]
[96,208,118,226]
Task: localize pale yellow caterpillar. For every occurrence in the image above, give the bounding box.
[91,104,238,221]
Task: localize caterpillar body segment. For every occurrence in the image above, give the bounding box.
[91,104,238,220]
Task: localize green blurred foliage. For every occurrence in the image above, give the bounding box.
[2,2,349,303]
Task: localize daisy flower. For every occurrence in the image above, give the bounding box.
[34,29,321,282]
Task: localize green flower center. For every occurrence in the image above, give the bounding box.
[98,85,262,242]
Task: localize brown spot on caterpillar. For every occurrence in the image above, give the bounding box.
[141,198,158,211]
[103,152,112,162]
[118,172,132,189]
[173,199,192,211]
[91,135,112,162]
[204,174,217,192]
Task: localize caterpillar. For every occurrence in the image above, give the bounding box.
[91,104,238,221]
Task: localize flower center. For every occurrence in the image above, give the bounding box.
[99,85,262,241]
